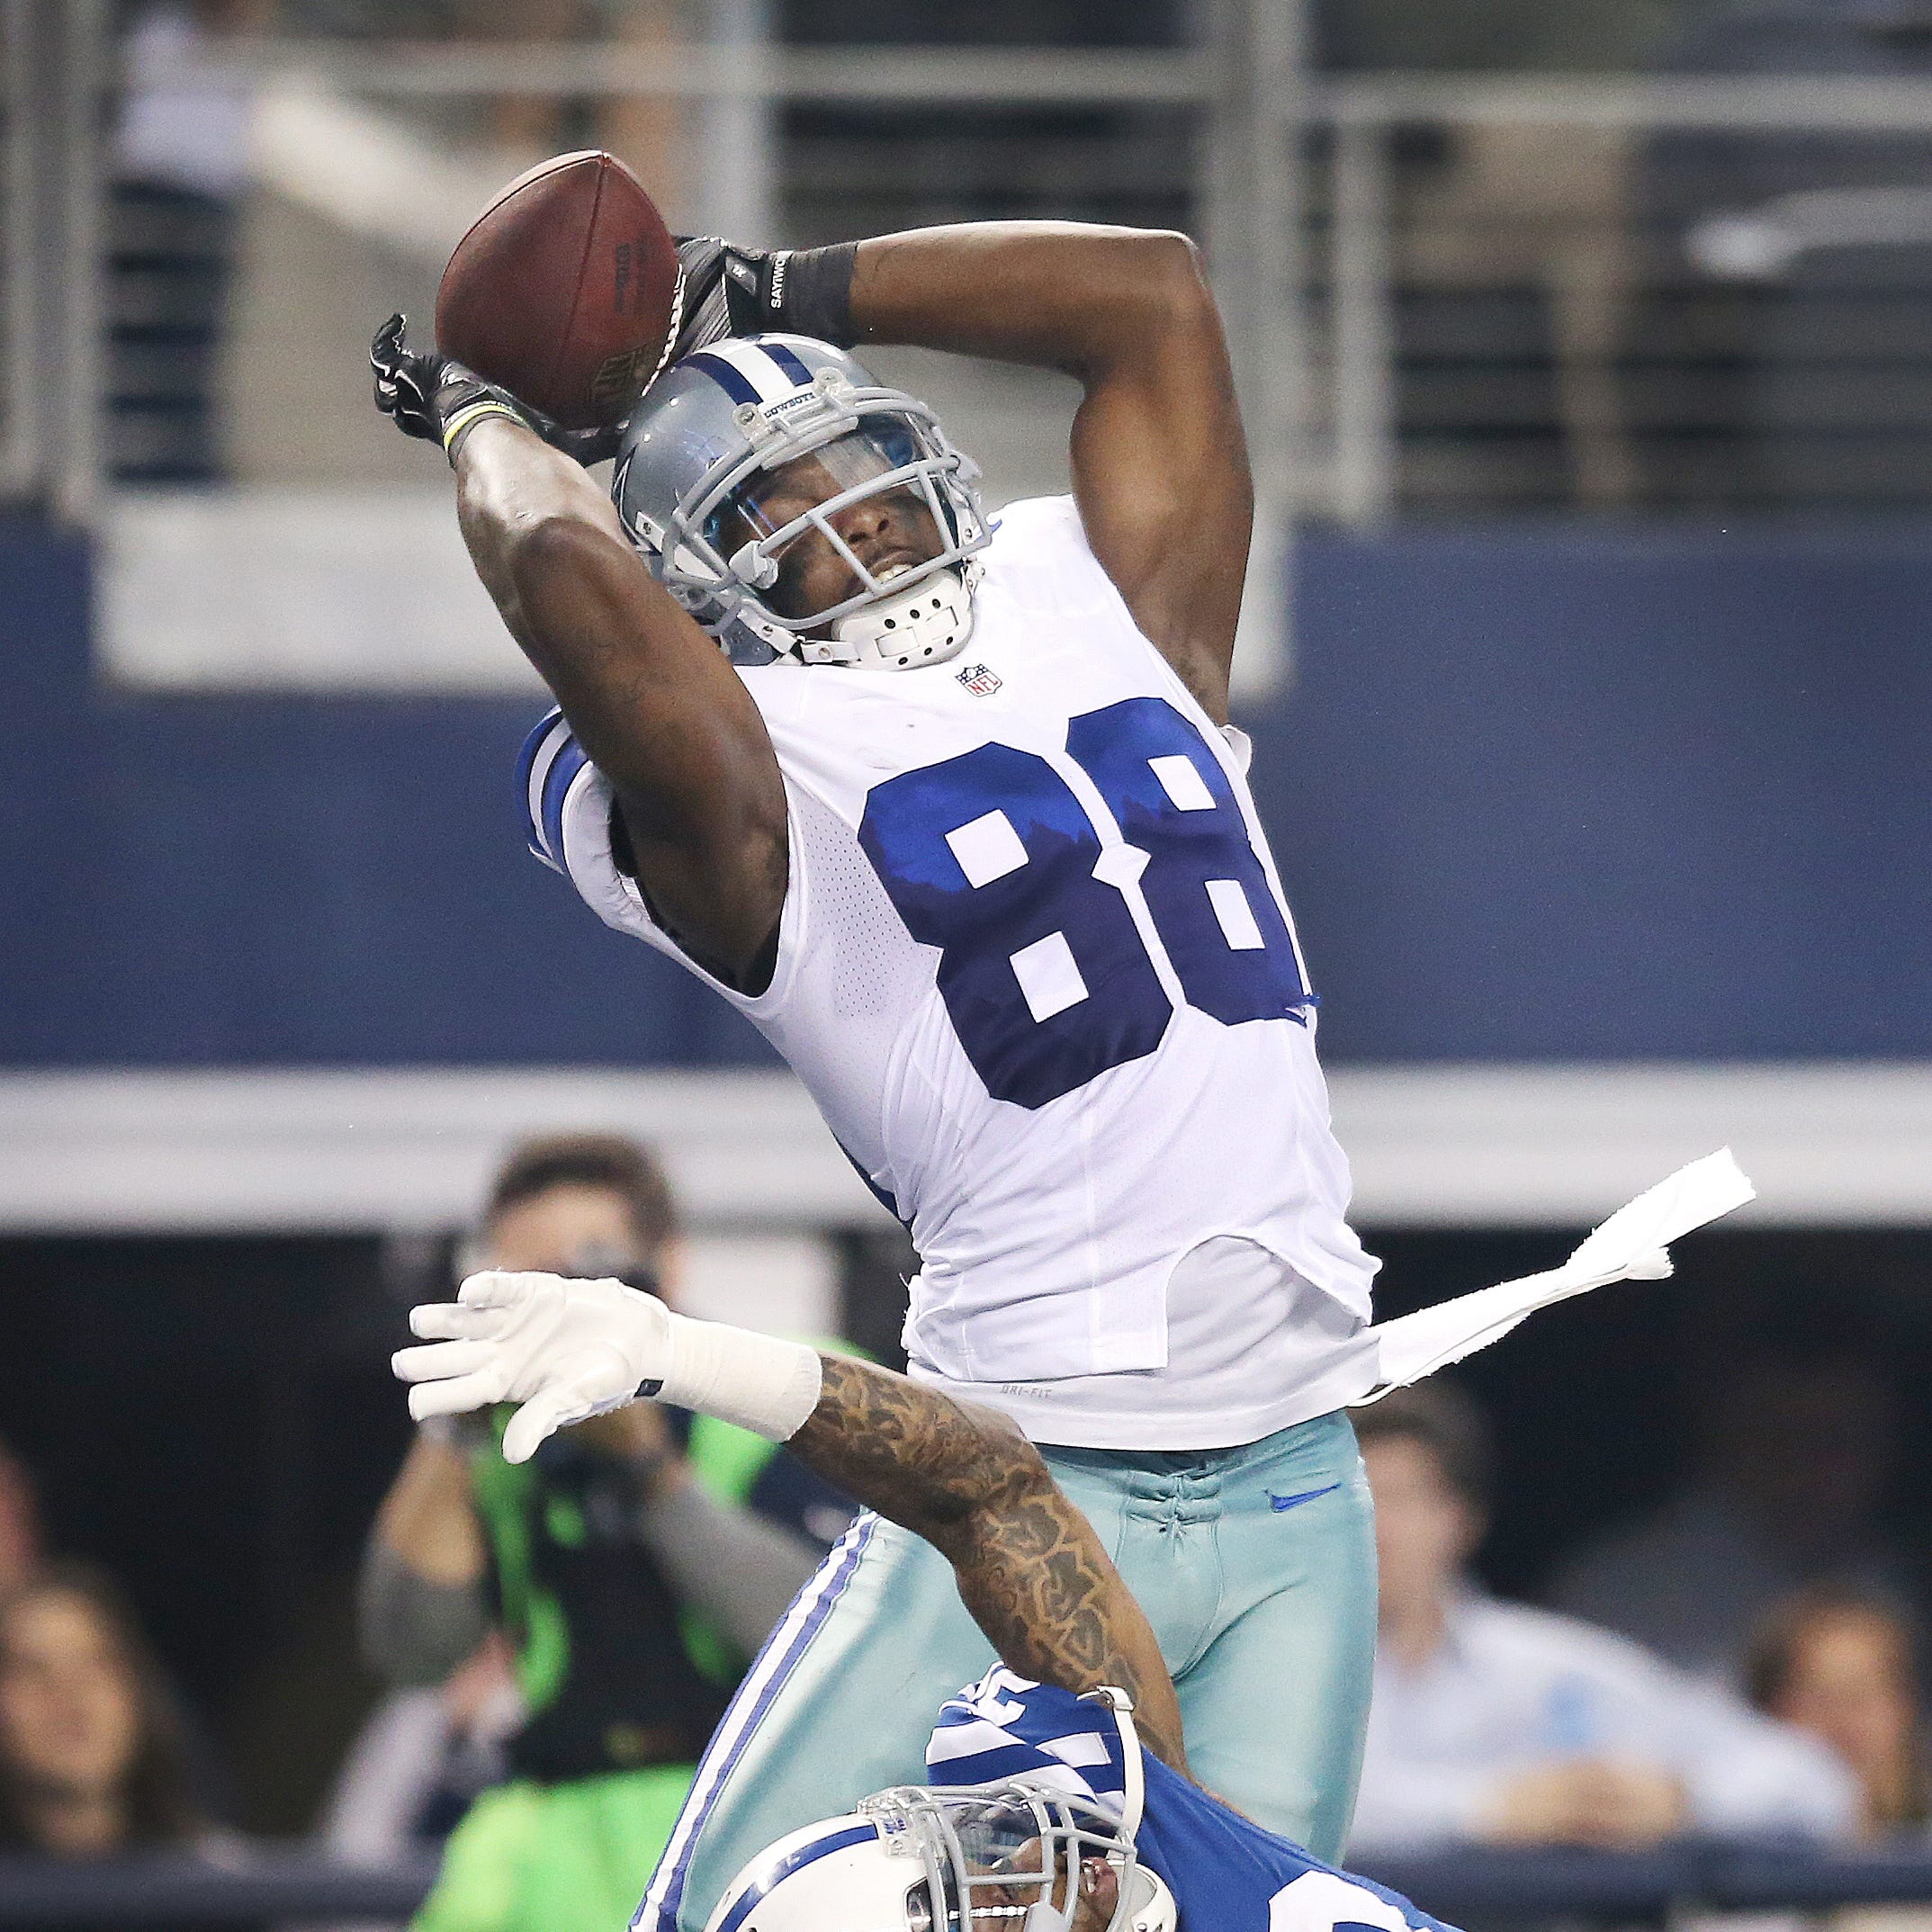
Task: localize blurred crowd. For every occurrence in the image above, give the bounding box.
[0,1131,862,1931]
[0,1131,1929,1932]
[344,1134,856,1932]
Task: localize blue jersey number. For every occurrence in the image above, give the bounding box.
[858,697,1309,1110]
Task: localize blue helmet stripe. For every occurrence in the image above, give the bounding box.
[685,350,761,406]
[760,340,814,385]
[713,1824,880,1932]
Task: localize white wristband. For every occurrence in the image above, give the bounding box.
[649,1311,822,1442]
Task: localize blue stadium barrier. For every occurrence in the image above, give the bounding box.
[0,1850,437,1926]
[5,513,1931,1067]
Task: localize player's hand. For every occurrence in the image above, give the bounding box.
[392,1271,674,1464]
[373,313,615,466]
[372,311,447,442]
[669,235,782,360]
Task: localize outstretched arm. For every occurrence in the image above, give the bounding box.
[392,1273,1188,1774]
[790,1355,1188,1774]
[451,419,786,989]
[371,323,786,993]
[845,224,1251,723]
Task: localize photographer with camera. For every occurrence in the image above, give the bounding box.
[358,1134,852,1932]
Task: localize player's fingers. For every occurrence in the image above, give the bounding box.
[407,1301,495,1342]
[501,1389,582,1465]
[391,1339,495,1385]
[457,1269,543,1310]
[407,1371,501,1423]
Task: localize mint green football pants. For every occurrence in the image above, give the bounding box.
[631,1410,1378,1932]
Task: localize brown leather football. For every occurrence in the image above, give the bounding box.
[435,150,681,431]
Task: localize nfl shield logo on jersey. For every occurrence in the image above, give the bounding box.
[957,662,1002,696]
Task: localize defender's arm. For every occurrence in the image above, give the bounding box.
[393,1274,1188,1773]
[847,223,1251,723]
[453,418,787,990]
[789,1355,1189,1775]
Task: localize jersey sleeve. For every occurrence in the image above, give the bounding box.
[516,706,805,1009]
[518,706,666,943]
[924,1667,1133,1820]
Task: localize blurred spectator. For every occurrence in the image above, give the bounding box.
[322,1633,524,1866]
[452,0,688,220]
[115,1,265,204]
[1748,1589,1931,1842]
[0,1564,208,1856]
[1550,1321,1906,1680]
[352,1134,853,1932]
[1348,1384,1856,1856]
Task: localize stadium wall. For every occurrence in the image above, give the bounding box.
[4,512,1926,1068]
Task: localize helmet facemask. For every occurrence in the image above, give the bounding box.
[865,1783,1166,1932]
[621,351,989,670]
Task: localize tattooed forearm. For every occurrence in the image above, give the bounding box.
[789,1355,1190,1774]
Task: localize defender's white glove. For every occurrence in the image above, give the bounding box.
[394,1272,665,1463]
[391,1271,822,1465]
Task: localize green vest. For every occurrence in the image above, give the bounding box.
[469,1341,863,1781]
[469,1411,777,1779]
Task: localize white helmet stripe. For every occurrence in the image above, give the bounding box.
[702,339,810,403]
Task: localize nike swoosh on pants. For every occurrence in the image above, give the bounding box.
[1268,1483,1341,1513]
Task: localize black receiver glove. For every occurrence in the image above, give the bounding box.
[372,313,629,467]
[670,235,859,356]
[370,313,543,464]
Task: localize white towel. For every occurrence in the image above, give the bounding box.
[1351,1148,1757,1405]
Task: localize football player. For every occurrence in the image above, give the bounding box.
[371,220,1381,1926]
[392,1270,1460,1932]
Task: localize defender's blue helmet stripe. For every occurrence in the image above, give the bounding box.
[685,350,761,406]
[712,1824,881,1932]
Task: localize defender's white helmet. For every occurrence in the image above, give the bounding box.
[612,335,989,671]
[701,1782,1177,1932]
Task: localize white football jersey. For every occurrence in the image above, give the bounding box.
[523,496,1379,1447]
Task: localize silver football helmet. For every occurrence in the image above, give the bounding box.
[612,334,990,670]
[700,1782,1178,1932]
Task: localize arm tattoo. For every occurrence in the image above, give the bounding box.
[789,1356,1190,1775]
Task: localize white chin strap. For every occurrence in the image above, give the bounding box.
[1114,1866,1177,1932]
[795,568,975,670]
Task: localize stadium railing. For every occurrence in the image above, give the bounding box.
[24,16,1932,523]
[7,1842,1932,1927]
[3,0,106,519]
[1309,74,1932,521]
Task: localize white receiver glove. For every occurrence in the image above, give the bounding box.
[392,1271,822,1465]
